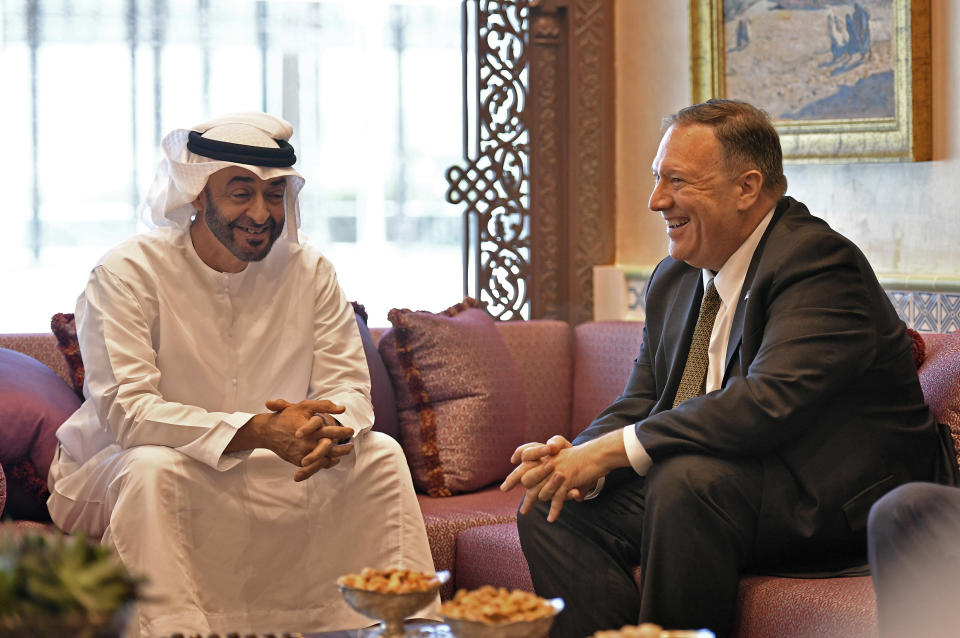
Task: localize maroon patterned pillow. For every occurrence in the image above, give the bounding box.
[379,298,525,497]
[50,313,84,399]
[906,327,926,369]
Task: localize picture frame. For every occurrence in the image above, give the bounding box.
[690,0,931,163]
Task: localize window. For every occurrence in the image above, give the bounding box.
[1,0,463,331]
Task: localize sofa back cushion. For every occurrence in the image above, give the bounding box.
[918,330,960,469]
[353,313,400,440]
[0,334,69,387]
[571,321,646,437]
[497,320,574,442]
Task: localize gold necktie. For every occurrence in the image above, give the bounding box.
[673,280,721,408]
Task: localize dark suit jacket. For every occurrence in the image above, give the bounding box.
[575,196,941,568]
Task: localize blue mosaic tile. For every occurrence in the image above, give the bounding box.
[618,281,955,332]
[886,291,913,326]
[913,291,939,332]
[627,284,643,311]
[625,275,648,313]
[941,294,960,333]
[913,292,940,332]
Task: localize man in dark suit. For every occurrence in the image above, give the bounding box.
[503,99,945,638]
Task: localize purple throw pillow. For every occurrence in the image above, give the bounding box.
[0,348,81,521]
[378,298,525,496]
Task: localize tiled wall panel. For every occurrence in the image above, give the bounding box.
[624,273,960,334]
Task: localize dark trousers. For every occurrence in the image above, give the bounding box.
[868,482,960,638]
[517,455,763,638]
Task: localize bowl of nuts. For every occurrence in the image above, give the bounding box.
[336,567,449,637]
[439,586,563,638]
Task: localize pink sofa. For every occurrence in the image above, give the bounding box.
[2,321,959,638]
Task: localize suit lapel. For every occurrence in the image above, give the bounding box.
[665,268,706,388]
[722,197,792,381]
[724,288,749,377]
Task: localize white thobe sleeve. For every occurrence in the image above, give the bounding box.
[78,266,251,470]
[307,260,374,437]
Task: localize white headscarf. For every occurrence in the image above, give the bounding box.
[141,112,306,243]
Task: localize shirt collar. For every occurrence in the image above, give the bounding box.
[703,206,776,304]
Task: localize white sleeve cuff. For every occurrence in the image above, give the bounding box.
[582,476,605,500]
[622,424,653,476]
[177,412,254,471]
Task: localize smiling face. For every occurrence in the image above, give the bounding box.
[190,166,287,272]
[648,123,765,272]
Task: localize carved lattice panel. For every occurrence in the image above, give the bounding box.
[446,0,530,320]
[447,0,614,323]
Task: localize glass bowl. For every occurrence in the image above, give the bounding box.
[440,597,563,638]
[337,569,449,637]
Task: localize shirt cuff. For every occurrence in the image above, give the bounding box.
[582,476,606,500]
[622,424,653,476]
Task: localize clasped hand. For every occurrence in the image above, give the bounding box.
[263,398,354,482]
[500,435,604,523]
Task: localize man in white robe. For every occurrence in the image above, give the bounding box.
[47,113,437,637]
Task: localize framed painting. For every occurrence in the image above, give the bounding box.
[690,0,931,163]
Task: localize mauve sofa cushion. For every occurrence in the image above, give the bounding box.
[417,486,524,599]
[572,321,646,433]
[0,348,81,521]
[731,574,876,638]
[455,522,534,594]
[496,320,574,443]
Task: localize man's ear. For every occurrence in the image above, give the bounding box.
[736,170,764,211]
[191,191,206,214]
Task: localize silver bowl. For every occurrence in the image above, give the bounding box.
[440,597,563,638]
[338,570,449,637]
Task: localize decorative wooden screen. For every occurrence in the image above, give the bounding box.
[447,0,614,324]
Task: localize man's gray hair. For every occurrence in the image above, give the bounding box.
[663,99,787,198]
